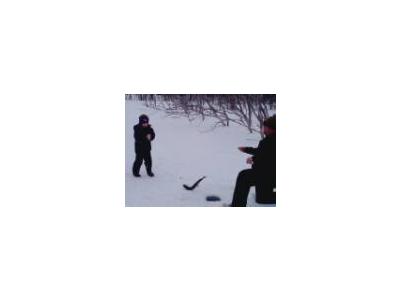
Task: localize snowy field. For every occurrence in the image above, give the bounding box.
[125,100,273,207]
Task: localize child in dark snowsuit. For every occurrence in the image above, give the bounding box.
[132,114,156,177]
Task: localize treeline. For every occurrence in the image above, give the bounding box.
[125,94,276,136]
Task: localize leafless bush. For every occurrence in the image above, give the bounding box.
[126,94,276,136]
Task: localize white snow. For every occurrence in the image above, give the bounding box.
[125,100,273,207]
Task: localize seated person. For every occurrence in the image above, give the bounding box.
[229,115,276,206]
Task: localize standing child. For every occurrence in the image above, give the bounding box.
[132,114,155,177]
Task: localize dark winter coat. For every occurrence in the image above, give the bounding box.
[243,134,276,177]
[242,133,276,202]
[134,124,155,153]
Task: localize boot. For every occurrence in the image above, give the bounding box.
[132,166,141,177]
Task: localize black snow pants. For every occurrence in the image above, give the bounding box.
[132,150,152,175]
[231,169,275,207]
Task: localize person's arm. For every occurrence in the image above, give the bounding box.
[245,140,263,164]
[134,126,146,142]
[239,147,257,155]
[149,126,155,141]
[146,127,155,141]
[253,138,274,167]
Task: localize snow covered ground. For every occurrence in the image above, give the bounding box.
[125,100,274,207]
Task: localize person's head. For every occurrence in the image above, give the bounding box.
[139,114,149,127]
[263,115,276,136]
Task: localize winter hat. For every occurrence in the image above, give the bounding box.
[263,115,276,130]
[139,114,149,124]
